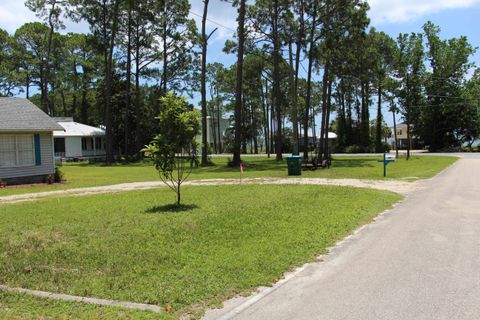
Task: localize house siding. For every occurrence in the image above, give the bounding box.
[65,136,82,158]
[0,132,55,180]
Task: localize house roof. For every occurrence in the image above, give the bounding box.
[53,118,105,137]
[0,97,64,132]
[327,132,337,139]
[299,132,338,139]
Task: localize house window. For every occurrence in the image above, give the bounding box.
[54,138,65,153]
[95,137,103,150]
[0,135,35,167]
[82,137,93,151]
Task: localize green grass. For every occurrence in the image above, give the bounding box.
[0,155,457,196]
[0,290,163,319]
[0,185,401,318]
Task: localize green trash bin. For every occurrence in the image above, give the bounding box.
[287,155,302,176]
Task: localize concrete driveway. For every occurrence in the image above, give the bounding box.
[205,157,480,320]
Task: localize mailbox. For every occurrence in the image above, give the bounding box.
[385,154,396,162]
[377,153,396,177]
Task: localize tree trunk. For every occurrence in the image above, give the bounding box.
[61,89,66,116]
[303,2,317,160]
[105,0,121,165]
[201,0,210,165]
[25,73,30,99]
[216,89,223,153]
[323,80,333,161]
[375,80,383,152]
[318,66,329,162]
[406,119,411,160]
[50,82,56,117]
[242,97,247,154]
[360,81,370,148]
[293,1,305,156]
[125,0,133,158]
[42,1,56,114]
[261,77,269,156]
[210,109,217,153]
[162,2,168,94]
[232,0,246,166]
[288,41,298,155]
[272,0,282,161]
[135,24,141,155]
[392,108,399,157]
[270,96,275,154]
[71,60,78,119]
[251,103,258,154]
[176,184,181,206]
[81,72,88,124]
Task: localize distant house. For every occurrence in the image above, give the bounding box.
[198,116,230,153]
[53,118,106,160]
[299,132,338,150]
[391,123,422,149]
[0,97,63,184]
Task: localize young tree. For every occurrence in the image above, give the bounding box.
[143,93,200,207]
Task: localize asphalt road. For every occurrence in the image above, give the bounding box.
[209,152,480,158]
[206,157,480,320]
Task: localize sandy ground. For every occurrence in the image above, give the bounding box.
[0,177,422,205]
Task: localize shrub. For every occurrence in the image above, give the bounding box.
[54,167,65,183]
[345,145,368,153]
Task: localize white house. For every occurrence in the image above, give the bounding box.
[53,118,106,160]
[391,123,422,149]
[0,97,64,184]
[197,116,230,154]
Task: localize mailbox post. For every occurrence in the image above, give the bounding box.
[377,153,396,177]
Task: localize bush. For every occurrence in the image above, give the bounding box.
[54,167,65,183]
[380,142,391,153]
[344,144,370,153]
[343,143,391,154]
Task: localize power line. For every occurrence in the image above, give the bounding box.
[189,11,236,33]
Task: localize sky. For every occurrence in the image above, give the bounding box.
[1,0,479,126]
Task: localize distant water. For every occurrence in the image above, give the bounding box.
[462,139,480,147]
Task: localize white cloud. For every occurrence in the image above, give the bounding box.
[0,0,37,33]
[0,0,89,34]
[368,0,480,24]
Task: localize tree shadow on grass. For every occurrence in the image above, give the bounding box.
[145,204,199,213]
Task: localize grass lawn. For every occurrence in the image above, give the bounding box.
[0,185,401,319]
[0,155,457,196]
[0,290,161,319]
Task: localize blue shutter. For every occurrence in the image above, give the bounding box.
[34,134,42,166]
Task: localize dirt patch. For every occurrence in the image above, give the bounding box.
[0,178,421,205]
